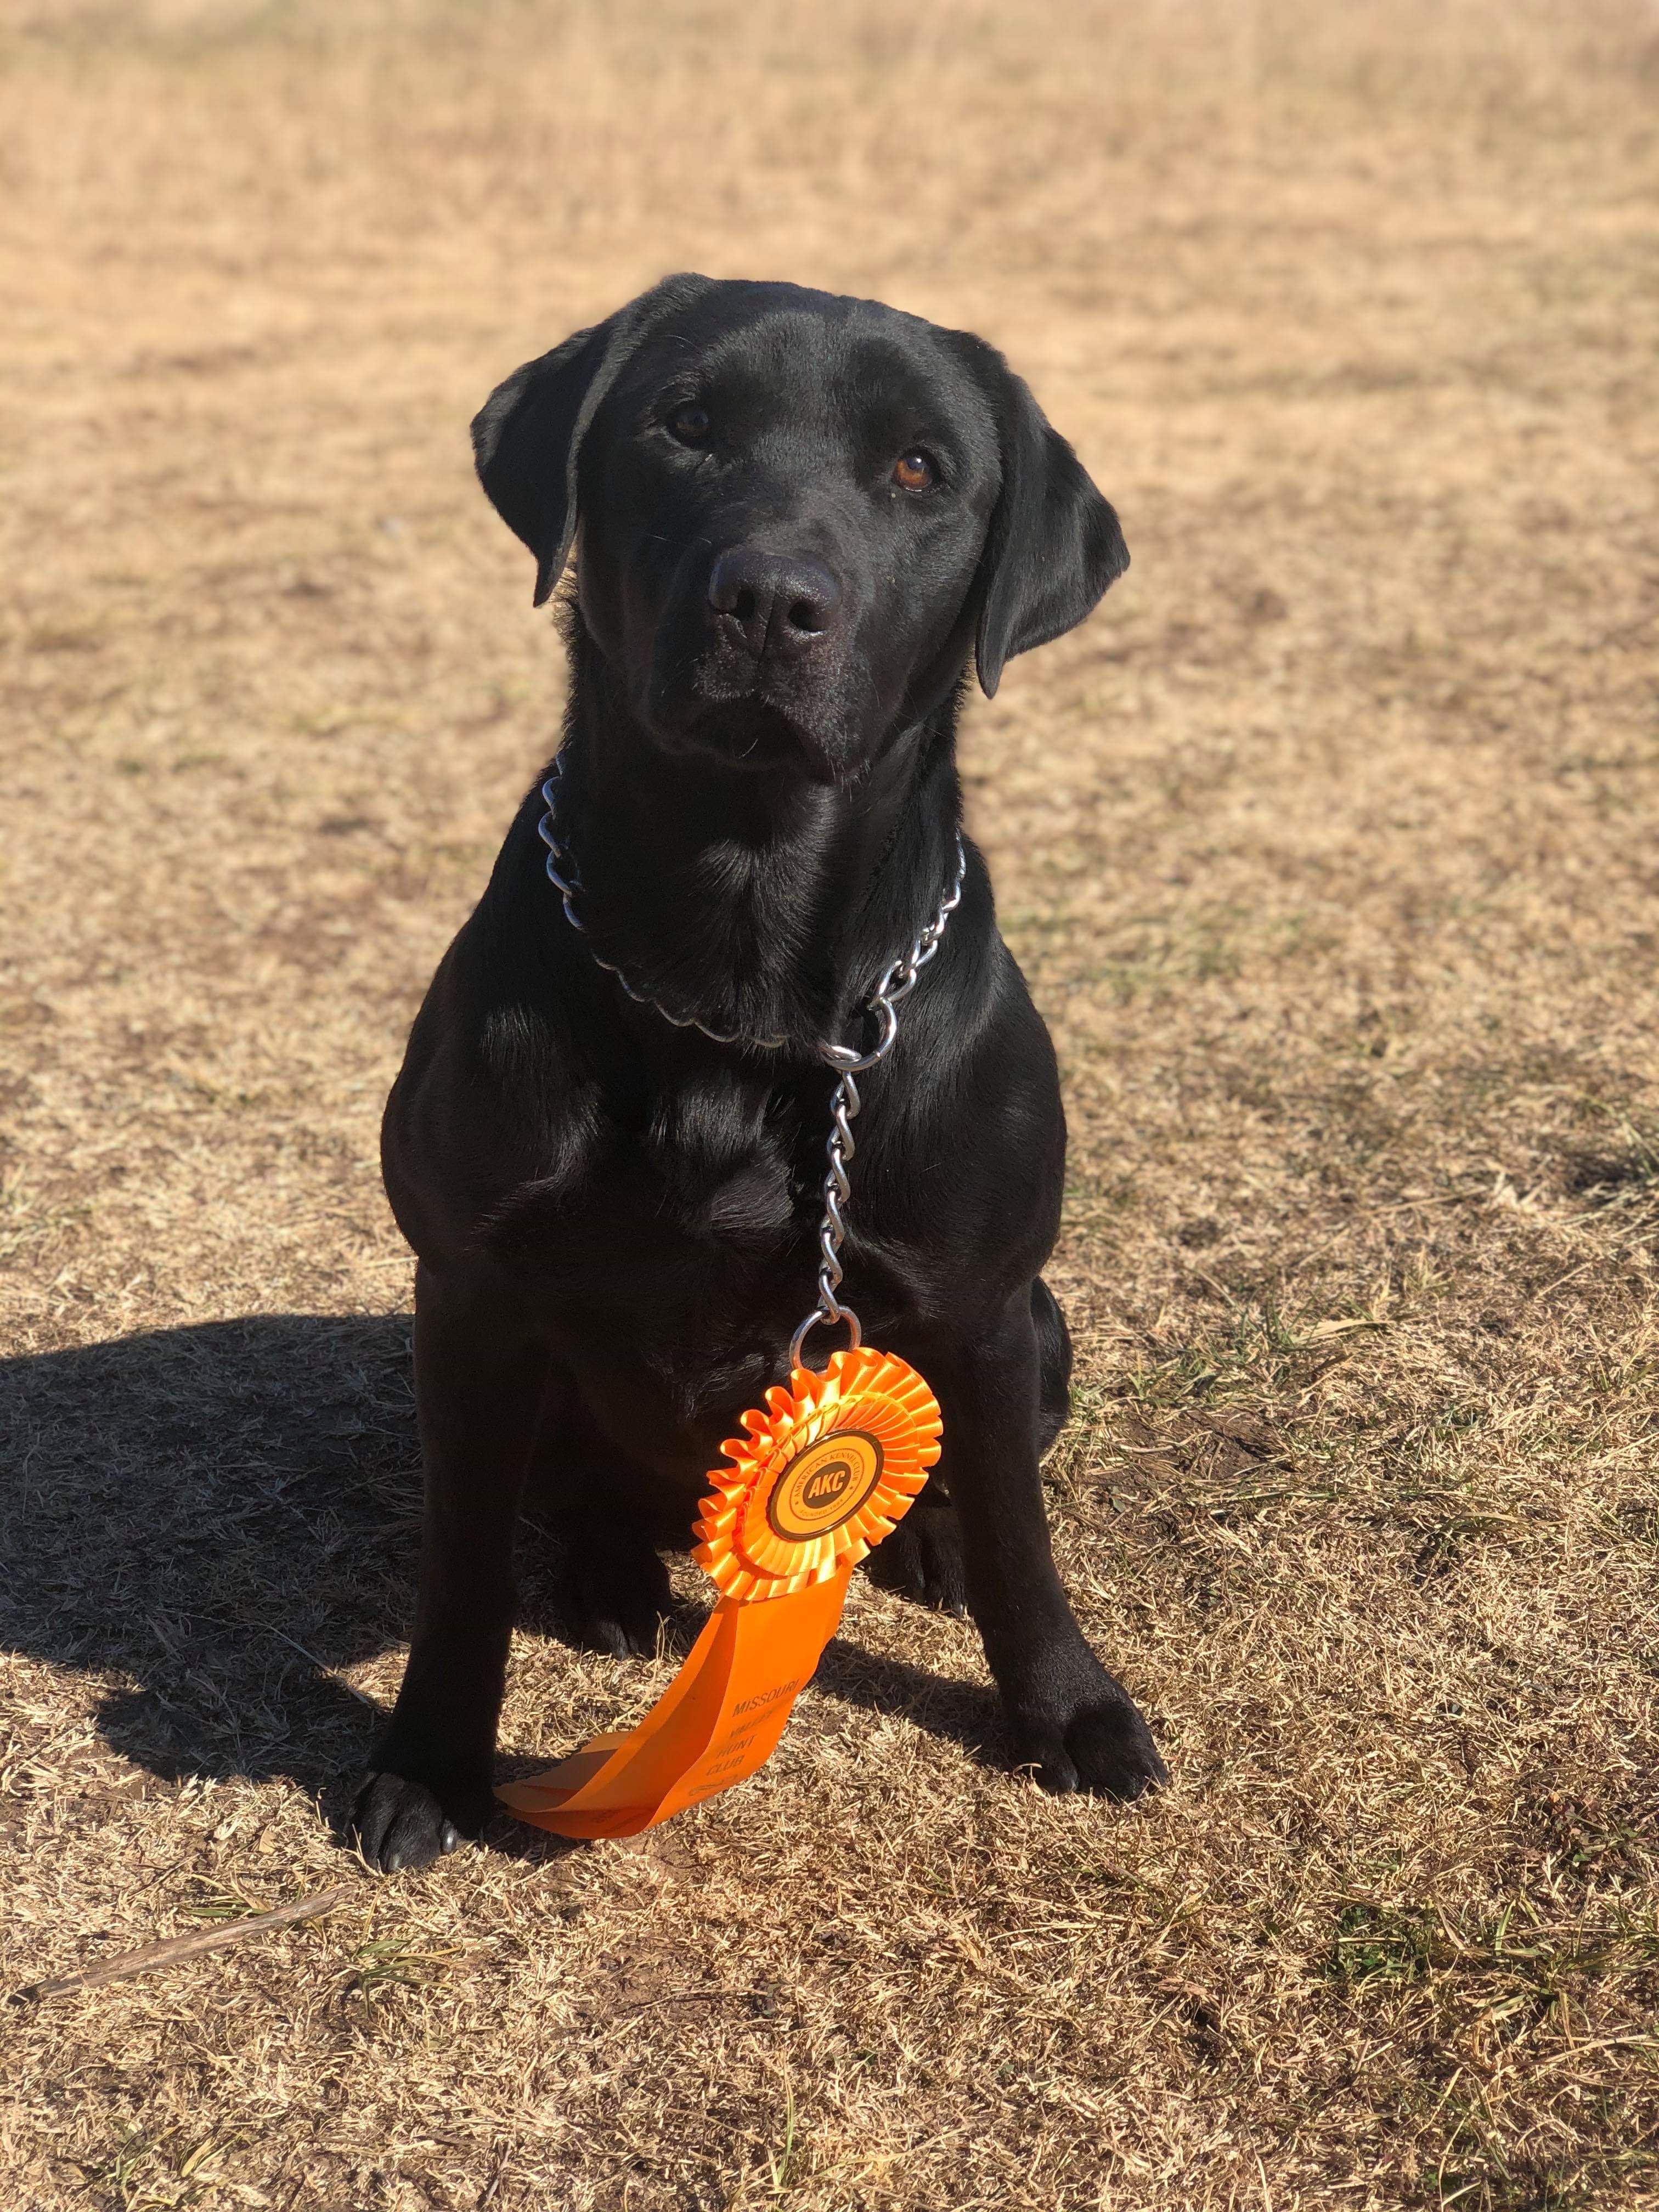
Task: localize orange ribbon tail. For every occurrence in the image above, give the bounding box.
[496,1567,853,1839]
[497,1348,940,1839]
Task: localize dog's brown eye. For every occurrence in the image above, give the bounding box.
[668,404,710,445]
[892,450,935,491]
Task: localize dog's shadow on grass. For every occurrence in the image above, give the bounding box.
[0,1314,1003,1849]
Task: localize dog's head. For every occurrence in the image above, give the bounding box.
[472,274,1127,781]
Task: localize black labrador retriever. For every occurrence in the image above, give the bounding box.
[353,274,1166,1872]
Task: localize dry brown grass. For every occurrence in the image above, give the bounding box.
[3,2,1658,2205]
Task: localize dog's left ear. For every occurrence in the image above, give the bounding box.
[471,271,714,607]
[964,348,1129,698]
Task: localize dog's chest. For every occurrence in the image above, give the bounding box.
[492,1066,809,1292]
[483,1035,963,1387]
[630,1068,806,1250]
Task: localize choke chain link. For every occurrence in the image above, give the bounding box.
[538,756,789,1050]
[535,753,967,1374]
[788,839,965,1370]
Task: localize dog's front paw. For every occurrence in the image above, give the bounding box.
[864,1503,967,1614]
[351,1770,487,1874]
[1006,1652,1167,1802]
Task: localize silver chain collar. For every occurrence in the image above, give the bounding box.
[535,753,967,1369]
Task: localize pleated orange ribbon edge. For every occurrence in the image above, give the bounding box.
[495,1346,943,1838]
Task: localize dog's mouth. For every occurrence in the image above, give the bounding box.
[680,692,840,782]
[641,638,852,780]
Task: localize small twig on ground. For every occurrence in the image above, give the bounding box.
[14,1884,354,2001]
[257,1622,382,1711]
[1529,1258,1597,1303]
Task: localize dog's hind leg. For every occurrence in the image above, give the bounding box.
[864,1487,968,1613]
[353,1261,548,1873]
[1032,1274,1073,1457]
[521,1400,673,1659]
[865,1278,1070,1617]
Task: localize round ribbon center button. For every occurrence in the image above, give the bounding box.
[765,1431,885,1543]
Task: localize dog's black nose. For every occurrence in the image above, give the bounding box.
[707,547,842,661]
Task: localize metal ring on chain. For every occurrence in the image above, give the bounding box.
[538,749,969,1376]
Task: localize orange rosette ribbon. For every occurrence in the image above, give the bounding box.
[496,1347,942,1840]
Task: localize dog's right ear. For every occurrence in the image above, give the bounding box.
[471,273,714,607]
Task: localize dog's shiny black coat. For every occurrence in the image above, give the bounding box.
[353,275,1166,1872]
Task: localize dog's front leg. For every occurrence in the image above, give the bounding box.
[929,1291,1167,1801]
[353,1262,549,1872]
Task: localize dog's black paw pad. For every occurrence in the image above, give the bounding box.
[352,1773,478,1874]
[864,1505,967,1615]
